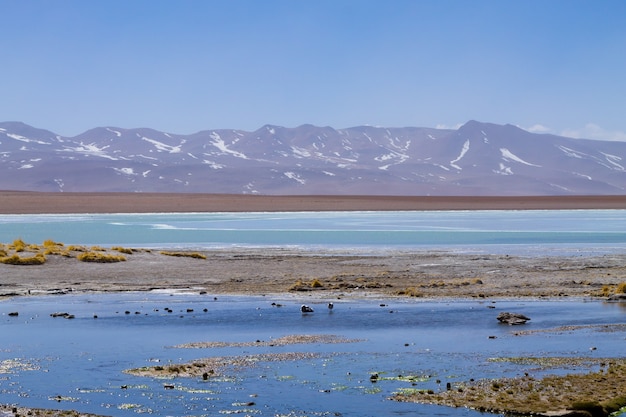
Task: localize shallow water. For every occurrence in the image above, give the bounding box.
[1,210,626,255]
[1,293,625,416]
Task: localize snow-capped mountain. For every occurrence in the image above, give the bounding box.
[1,120,625,195]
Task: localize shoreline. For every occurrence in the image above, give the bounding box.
[1,191,626,214]
[2,244,625,301]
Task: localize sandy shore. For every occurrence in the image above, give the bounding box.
[1,191,626,214]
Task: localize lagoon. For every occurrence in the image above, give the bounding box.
[2,293,626,417]
[1,209,626,255]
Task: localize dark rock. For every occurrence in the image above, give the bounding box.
[497,312,530,325]
[607,293,626,301]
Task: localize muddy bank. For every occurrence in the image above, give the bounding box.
[1,246,625,300]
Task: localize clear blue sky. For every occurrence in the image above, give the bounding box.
[2,0,625,140]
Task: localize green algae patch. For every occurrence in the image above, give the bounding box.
[393,359,626,416]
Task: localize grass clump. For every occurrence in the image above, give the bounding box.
[112,246,134,254]
[159,251,206,259]
[77,252,126,263]
[289,279,326,291]
[10,238,27,252]
[42,239,70,256]
[0,253,46,265]
[43,239,64,248]
[396,287,424,297]
[310,278,324,288]
[600,282,626,297]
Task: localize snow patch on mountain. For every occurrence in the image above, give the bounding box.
[284,171,305,184]
[291,147,311,158]
[450,140,470,170]
[106,128,122,137]
[494,163,513,175]
[558,145,585,159]
[6,133,50,145]
[432,163,450,171]
[209,132,248,159]
[202,160,225,169]
[601,152,624,171]
[573,172,592,180]
[113,167,136,175]
[500,148,541,167]
[141,136,182,153]
[64,143,118,160]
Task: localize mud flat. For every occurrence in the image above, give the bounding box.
[394,358,626,416]
[1,246,626,300]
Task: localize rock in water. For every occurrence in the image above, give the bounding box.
[497,312,530,325]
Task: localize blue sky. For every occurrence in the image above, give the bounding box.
[2,0,625,140]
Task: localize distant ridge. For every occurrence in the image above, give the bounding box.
[0,120,625,195]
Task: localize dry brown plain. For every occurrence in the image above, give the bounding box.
[1,191,626,214]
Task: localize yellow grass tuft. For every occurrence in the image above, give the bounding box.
[43,239,64,248]
[396,287,424,297]
[112,246,134,254]
[159,251,207,259]
[0,253,46,265]
[11,238,26,252]
[310,278,324,288]
[77,252,127,263]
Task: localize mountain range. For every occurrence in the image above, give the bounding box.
[1,120,625,195]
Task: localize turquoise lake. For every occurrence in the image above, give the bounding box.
[0,209,625,255]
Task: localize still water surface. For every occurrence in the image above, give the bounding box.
[1,210,625,255]
[1,294,626,416]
